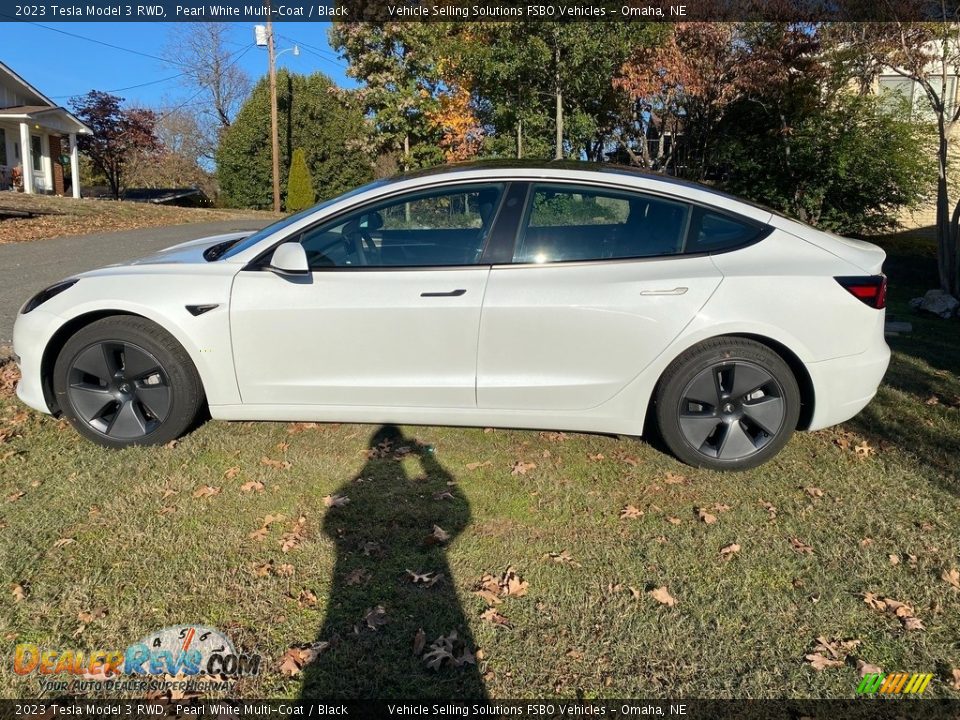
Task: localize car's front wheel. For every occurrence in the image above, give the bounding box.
[53,316,205,448]
[654,337,800,470]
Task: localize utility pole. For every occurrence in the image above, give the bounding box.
[266,5,281,212]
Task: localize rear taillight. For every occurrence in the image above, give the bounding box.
[835,275,887,309]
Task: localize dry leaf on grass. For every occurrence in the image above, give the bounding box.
[363,605,388,630]
[192,486,221,499]
[424,525,450,545]
[406,570,443,587]
[620,505,644,519]
[888,554,900,566]
[420,631,475,671]
[648,586,676,607]
[287,422,322,434]
[281,516,308,553]
[345,568,371,586]
[543,550,581,567]
[413,628,427,656]
[474,566,528,602]
[466,461,492,470]
[240,480,264,493]
[323,494,350,508]
[759,500,778,520]
[296,589,318,607]
[719,543,741,559]
[789,537,814,554]
[223,466,241,480]
[942,568,960,591]
[805,653,844,671]
[78,607,108,623]
[854,441,875,459]
[433,490,455,501]
[276,563,295,577]
[588,453,605,462]
[510,460,537,475]
[260,456,292,470]
[276,441,290,452]
[480,607,511,628]
[279,641,334,677]
[696,507,718,524]
[11,583,28,602]
[862,592,925,631]
[158,506,176,516]
[857,659,882,677]
[666,516,682,525]
[5,490,25,504]
[950,669,960,691]
[52,538,74,549]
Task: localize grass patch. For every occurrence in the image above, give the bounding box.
[0,192,277,245]
[0,229,958,700]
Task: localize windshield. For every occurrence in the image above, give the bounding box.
[219,179,390,260]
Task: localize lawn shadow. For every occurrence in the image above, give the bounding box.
[299,425,487,699]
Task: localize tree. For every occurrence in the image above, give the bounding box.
[70,91,159,199]
[216,70,372,209]
[126,109,216,199]
[426,85,484,162]
[163,23,250,160]
[286,148,316,211]
[831,20,960,295]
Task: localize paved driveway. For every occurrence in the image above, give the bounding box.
[0,219,270,345]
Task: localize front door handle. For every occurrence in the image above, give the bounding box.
[639,287,689,296]
[421,289,467,297]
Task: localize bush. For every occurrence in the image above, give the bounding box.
[286,148,316,211]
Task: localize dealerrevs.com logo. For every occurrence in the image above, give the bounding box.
[857,672,934,696]
[13,625,261,694]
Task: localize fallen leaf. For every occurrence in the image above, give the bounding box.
[646,586,674,607]
[539,431,568,442]
[588,453,605,462]
[949,669,960,691]
[759,500,778,520]
[433,490,455,501]
[11,583,27,602]
[804,486,824,498]
[857,659,882,677]
[860,537,874,547]
[287,422,323,434]
[158,506,176,516]
[240,480,264,493]
[424,525,450,545]
[248,526,268,541]
[296,589,318,607]
[276,563,295,577]
[423,645,454,671]
[323,494,350,508]
[253,562,273,578]
[260,456,292,470]
[345,568,371,586]
[361,541,382,557]
[276,441,290,452]
[510,460,536,476]
[5,490,25,503]
[789,537,814,554]
[281,516,308,553]
[192,486,221,499]
[889,554,900,566]
[543,550,581,567]
[413,628,427,655]
[500,566,529,597]
[52,538,74,549]
[941,568,960,590]
[163,440,178,450]
[719,543,741,559]
[77,607,108,623]
[279,641,333,677]
[666,516,682,525]
[406,569,443,587]
[805,653,844,671]
[663,471,687,484]
[466,461,492,470]
[854,441,875,459]
[480,607,511,628]
[363,605,388,630]
[696,507,718,524]
[620,505,644,519]
[161,488,178,498]
[223,466,241,480]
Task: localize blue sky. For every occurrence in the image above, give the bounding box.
[0,22,354,110]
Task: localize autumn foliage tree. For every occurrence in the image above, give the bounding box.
[427,86,484,162]
[70,91,159,199]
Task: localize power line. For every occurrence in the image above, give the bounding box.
[154,44,254,123]
[277,34,349,69]
[50,73,187,99]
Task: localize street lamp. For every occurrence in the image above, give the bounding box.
[255,17,299,213]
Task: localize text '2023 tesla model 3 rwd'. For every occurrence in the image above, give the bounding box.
[12,162,890,470]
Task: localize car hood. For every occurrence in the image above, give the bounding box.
[116,232,252,266]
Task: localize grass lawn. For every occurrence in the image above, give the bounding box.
[0,228,958,700]
[0,192,277,245]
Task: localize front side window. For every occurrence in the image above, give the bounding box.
[514,184,690,263]
[298,183,505,269]
[31,136,42,172]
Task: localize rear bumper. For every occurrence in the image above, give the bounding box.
[12,308,60,415]
[805,333,890,431]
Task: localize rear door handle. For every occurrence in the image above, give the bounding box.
[639,287,688,296]
[421,289,467,297]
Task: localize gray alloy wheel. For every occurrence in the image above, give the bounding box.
[66,341,171,439]
[53,316,205,448]
[654,337,801,470]
[677,361,786,460]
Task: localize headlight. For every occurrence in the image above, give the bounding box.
[20,279,78,314]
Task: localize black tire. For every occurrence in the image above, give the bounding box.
[53,316,205,449]
[654,337,800,471]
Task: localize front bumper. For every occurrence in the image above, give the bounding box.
[12,307,61,415]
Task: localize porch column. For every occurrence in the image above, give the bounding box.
[19,122,33,194]
[69,132,80,199]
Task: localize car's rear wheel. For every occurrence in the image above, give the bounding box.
[654,337,800,470]
[53,316,205,448]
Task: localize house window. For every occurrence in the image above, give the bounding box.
[30,135,42,173]
[0,129,6,166]
[879,74,957,117]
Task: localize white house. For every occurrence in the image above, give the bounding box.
[0,61,91,197]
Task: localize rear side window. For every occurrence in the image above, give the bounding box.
[514,184,690,263]
[685,207,766,253]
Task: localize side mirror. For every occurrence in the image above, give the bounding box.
[269,242,309,275]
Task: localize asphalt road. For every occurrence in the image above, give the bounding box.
[0,219,270,345]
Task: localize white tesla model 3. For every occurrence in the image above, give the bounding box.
[12,162,890,470]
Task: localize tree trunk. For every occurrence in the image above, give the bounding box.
[554,44,563,161]
[934,117,958,296]
[516,118,522,159]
